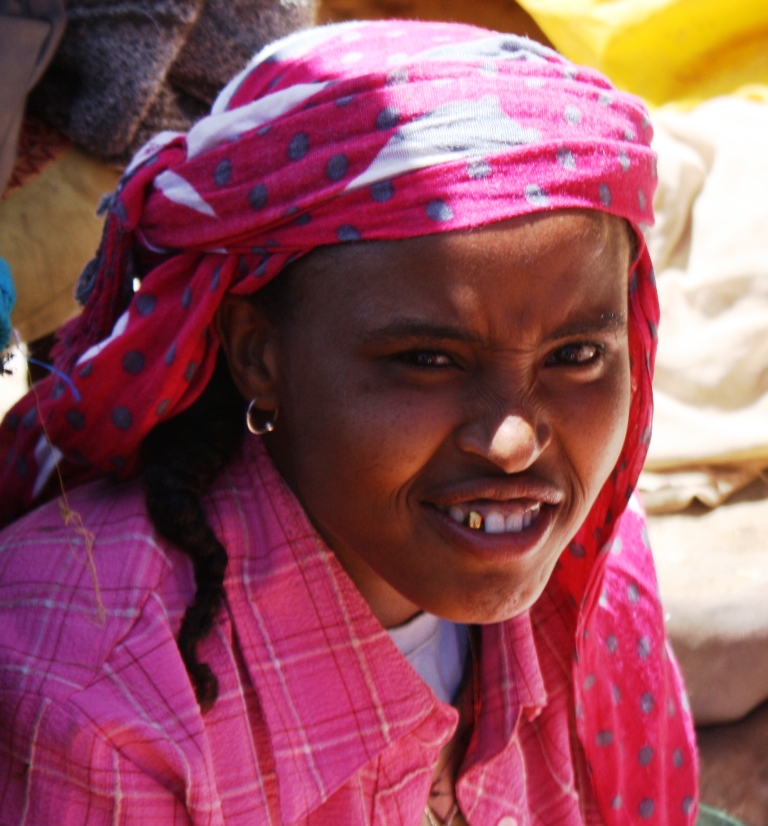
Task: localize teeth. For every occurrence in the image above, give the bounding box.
[467,511,483,530]
[505,513,523,532]
[445,502,542,533]
[483,512,505,533]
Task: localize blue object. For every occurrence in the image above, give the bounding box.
[0,257,16,351]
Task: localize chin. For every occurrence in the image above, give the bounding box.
[436,573,552,625]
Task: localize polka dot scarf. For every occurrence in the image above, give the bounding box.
[0,20,696,821]
[1,20,657,521]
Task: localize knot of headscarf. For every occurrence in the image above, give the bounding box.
[0,19,658,556]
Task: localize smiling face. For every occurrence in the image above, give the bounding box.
[219,209,633,628]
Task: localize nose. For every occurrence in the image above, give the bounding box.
[455,408,551,474]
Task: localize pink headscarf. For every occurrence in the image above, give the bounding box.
[0,20,696,821]
[2,20,656,526]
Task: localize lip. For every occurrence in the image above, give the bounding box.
[424,500,558,562]
[425,476,565,509]
[420,475,564,562]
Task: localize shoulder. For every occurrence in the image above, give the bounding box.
[0,688,199,826]
[582,495,666,671]
[575,495,698,825]
[0,477,195,699]
[0,480,214,822]
[600,494,660,618]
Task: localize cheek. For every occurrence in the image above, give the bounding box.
[591,358,632,487]
[554,360,631,499]
[600,375,631,483]
[278,360,453,510]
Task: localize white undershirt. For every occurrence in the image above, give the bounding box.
[388,612,470,705]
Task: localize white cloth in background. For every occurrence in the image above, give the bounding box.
[640,94,768,512]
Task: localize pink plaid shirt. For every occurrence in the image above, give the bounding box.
[0,438,687,825]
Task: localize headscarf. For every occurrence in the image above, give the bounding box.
[1,20,656,525]
[0,20,696,821]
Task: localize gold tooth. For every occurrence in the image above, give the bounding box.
[467,510,483,530]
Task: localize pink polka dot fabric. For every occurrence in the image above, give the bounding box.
[0,19,697,821]
[0,20,658,523]
[576,494,698,823]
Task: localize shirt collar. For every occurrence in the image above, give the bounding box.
[213,439,452,822]
[459,614,548,790]
[212,438,548,823]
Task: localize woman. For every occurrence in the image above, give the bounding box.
[0,20,696,826]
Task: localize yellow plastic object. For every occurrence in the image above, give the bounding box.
[516,0,768,107]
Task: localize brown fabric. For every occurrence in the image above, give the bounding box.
[0,0,65,194]
[0,144,120,342]
[697,699,768,826]
[29,0,317,164]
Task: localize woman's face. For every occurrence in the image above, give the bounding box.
[226,210,632,628]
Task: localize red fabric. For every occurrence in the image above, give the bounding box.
[2,117,70,200]
[0,439,692,825]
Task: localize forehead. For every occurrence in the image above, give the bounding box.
[287,210,631,338]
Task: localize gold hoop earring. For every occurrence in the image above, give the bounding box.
[246,399,278,435]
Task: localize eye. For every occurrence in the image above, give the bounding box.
[397,350,455,368]
[546,342,602,366]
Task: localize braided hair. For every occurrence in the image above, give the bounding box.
[141,354,245,710]
[140,267,297,710]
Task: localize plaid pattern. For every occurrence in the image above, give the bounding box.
[0,438,645,826]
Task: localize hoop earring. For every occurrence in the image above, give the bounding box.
[246,399,278,435]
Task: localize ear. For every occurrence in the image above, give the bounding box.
[215,295,280,413]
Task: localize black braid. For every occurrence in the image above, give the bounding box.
[140,268,298,710]
[141,353,247,711]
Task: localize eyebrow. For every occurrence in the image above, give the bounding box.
[360,311,627,346]
[360,319,482,345]
[545,312,627,341]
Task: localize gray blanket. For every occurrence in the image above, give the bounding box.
[29,0,316,165]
